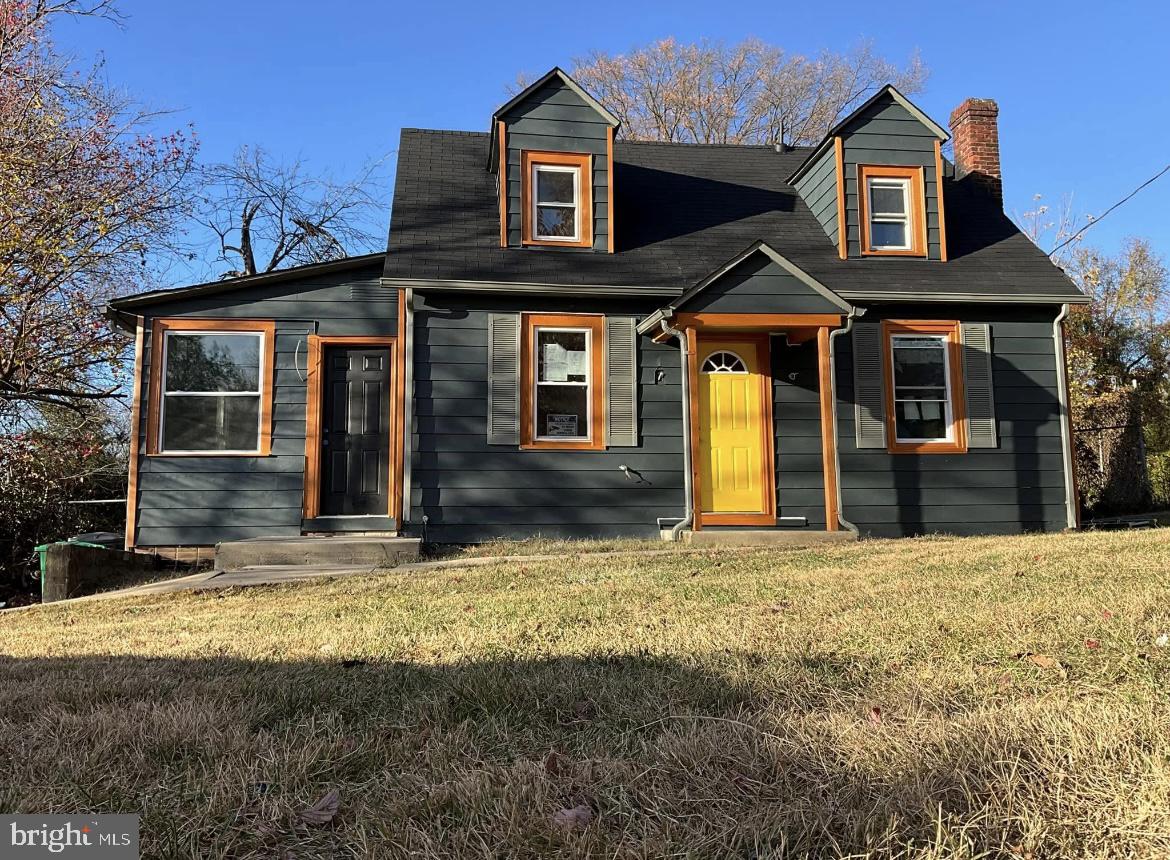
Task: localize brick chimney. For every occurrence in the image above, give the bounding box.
[949,98,1001,202]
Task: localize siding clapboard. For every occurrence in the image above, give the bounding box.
[131,263,395,546]
[502,78,611,252]
[841,97,944,260]
[791,145,840,247]
[834,304,1067,537]
[411,292,680,542]
[683,252,844,315]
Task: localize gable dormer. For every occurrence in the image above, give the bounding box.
[487,68,620,253]
[789,85,950,262]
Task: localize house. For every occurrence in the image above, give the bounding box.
[106,68,1086,550]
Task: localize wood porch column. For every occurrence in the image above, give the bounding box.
[816,326,840,531]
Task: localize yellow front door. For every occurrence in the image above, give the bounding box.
[697,339,772,519]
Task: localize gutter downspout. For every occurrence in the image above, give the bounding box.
[401,288,415,524]
[661,319,693,541]
[1053,303,1077,529]
[828,307,864,535]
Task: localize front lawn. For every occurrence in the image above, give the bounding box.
[1,530,1168,858]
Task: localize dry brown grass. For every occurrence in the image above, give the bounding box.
[1,529,1169,859]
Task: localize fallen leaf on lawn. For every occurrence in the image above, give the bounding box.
[1084,639,1100,650]
[867,706,883,724]
[551,804,594,831]
[298,789,340,826]
[543,750,567,777]
[1101,609,1114,620]
[1156,633,1169,648]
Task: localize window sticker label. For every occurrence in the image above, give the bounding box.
[2,815,139,858]
[546,414,579,436]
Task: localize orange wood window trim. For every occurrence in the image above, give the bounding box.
[686,326,702,530]
[933,140,948,262]
[606,127,615,254]
[497,121,508,248]
[145,318,276,457]
[302,335,398,520]
[696,333,777,527]
[673,313,843,331]
[858,164,927,257]
[124,316,145,549]
[816,326,840,530]
[834,137,847,260]
[520,150,593,248]
[881,320,967,454]
[520,313,605,451]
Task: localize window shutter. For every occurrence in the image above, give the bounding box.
[487,313,520,445]
[605,317,638,447]
[961,322,997,448]
[852,322,887,449]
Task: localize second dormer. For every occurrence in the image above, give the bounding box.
[789,85,953,262]
[488,68,620,253]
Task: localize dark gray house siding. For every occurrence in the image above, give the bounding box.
[130,262,394,546]
[790,146,839,249]
[772,338,827,529]
[410,292,680,543]
[501,77,610,252]
[840,96,944,260]
[836,304,1067,537]
[682,253,845,315]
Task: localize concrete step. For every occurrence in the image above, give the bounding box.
[215,536,421,571]
[681,529,856,547]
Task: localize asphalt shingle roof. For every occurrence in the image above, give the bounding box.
[384,129,1084,303]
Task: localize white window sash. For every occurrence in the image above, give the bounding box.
[159,330,266,454]
[533,325,591,441]
[867,177,912,250]
[531,164,581,242]
[890,334,953,443]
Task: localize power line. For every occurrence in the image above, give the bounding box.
[1050,162,1170,256]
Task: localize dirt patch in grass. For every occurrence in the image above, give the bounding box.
[2,530,1169,858]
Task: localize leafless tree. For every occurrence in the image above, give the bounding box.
[198,146,386,278]
[517,37,927,146]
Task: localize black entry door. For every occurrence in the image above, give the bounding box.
[320,346,391,516]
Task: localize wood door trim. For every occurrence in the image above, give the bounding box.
[303,335,397,521]
[817,326,840,531]
[692,333,776,526]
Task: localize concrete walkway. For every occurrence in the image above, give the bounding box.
[28,543,803,607]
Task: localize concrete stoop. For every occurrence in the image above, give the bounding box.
[214,535,421,571]
[680,529,856,547]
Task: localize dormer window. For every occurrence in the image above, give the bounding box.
[521,150,592,249]
[858,165,926,257]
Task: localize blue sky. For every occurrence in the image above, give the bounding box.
[59,0,1166,285]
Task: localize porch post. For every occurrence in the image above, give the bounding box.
[816,326,840,531]
[685,326,702,531]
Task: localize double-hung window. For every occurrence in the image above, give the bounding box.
[882,321,966,453]
[521,151,592,248]
[521,313,604,450]
[859,165,925,256]
[148,319,275,455]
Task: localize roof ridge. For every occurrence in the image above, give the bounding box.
[401,128,488,138]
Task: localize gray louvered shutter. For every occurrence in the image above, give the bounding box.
[961,322,998,448]
[852,322,887,449]
[487,313,520,445]
[605,317,638,447]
